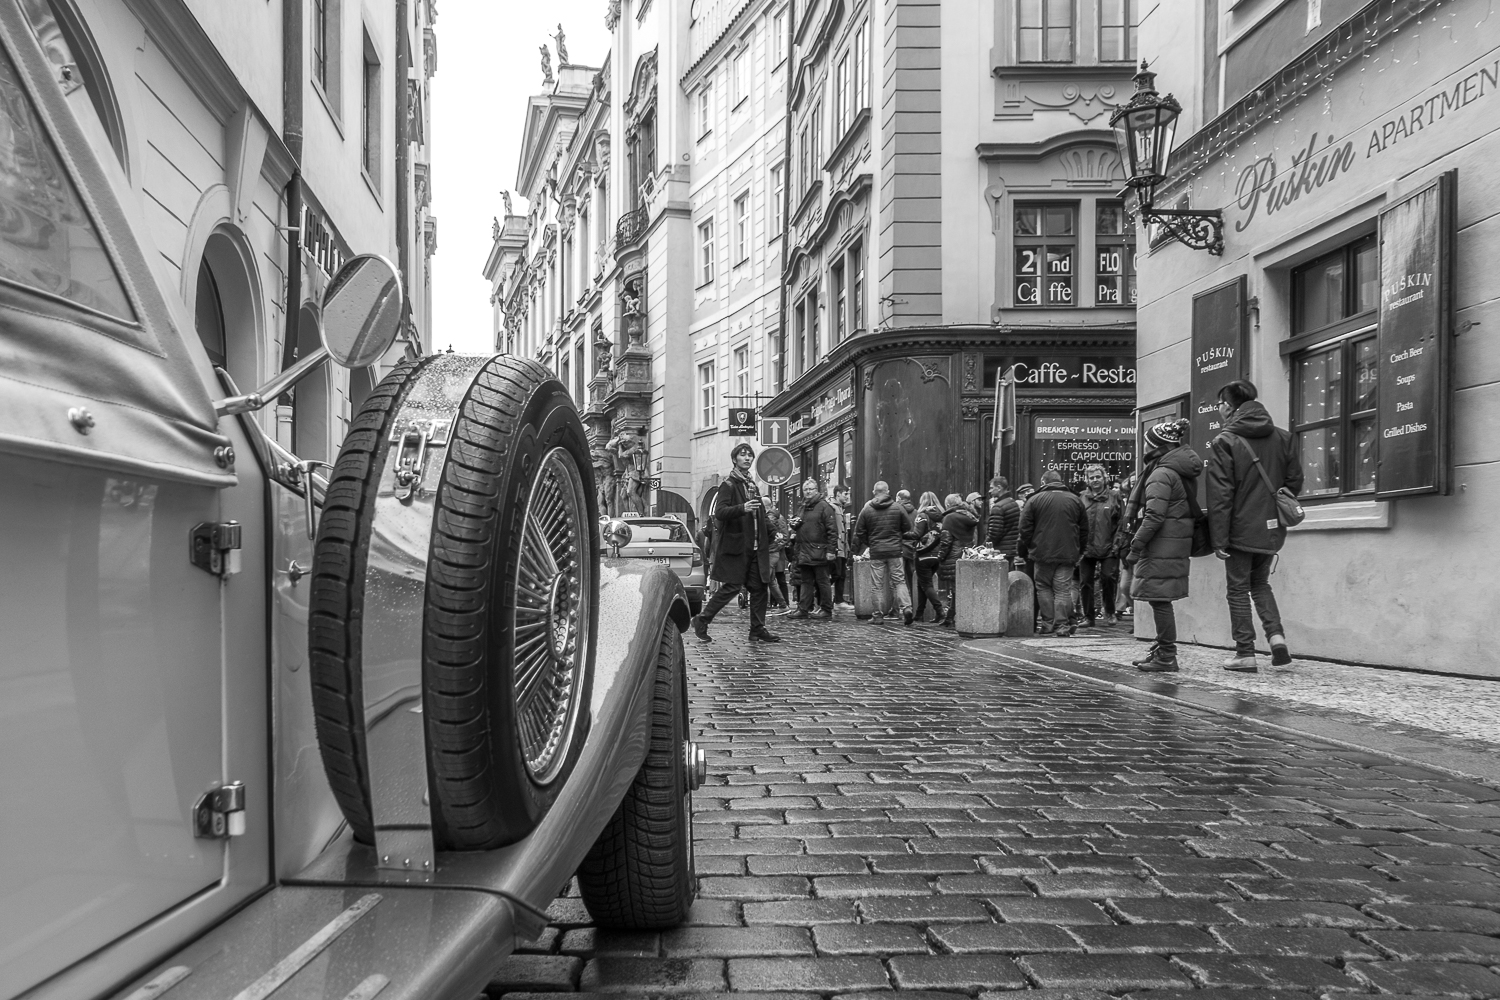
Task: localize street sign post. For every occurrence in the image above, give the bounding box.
[754,445,795,486]
[759,417,790,445]
[727,408,756,435]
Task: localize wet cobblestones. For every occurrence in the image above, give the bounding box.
[492,612,1500,999]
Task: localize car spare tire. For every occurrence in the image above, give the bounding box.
[310,354,598,851]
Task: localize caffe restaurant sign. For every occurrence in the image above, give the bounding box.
[1232,57,1498,232]
[1005,358,1136,386]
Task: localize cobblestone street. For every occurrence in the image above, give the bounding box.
[489,614,1500,999]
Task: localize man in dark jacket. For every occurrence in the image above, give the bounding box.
[1206,379,1304,672]
[788,478,839,619]
[854,481,916,626]
[1018,470,1088,636]
[986,477,1020,560]
[693,443,780,643]
[1078,464,1122,627]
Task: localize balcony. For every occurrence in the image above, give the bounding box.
[614,208,647,257]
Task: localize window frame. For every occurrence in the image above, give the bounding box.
[698,217,716,286]
[699,359,718,430]
[835,51,851,137]
[1093,200,1136,307]
[732,48,749,108]
[360,30,381,189]
[830,258,846,345]
[1097,0,1138,63]
[854,21,869,112]
[733,343,751,399]
[1018,0,1075,63]
[697,81,712,141]
[733,191,750,265]
[848,237,865,333]
[1013,202,1078,308]
[769,162,785,238]
[771,7,787,67]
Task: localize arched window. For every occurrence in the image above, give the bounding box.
[18,0,128,171]
[194,258,227,369]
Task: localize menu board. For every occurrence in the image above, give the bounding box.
[1376,172,1454,497]
[1188,277,1246,455]
[1033,415,1137,485]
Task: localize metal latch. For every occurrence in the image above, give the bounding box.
[193,781,246,838]
[189,521,242,577]
[389,418,451,502]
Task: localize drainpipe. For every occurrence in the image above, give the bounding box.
[394,0,411,302]
[280,0,305,394]
[776,0,794,396]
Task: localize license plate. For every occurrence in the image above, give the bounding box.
[652,557,671,565]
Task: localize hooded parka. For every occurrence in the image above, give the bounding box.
[1206,401,1304,555]
[1128,445,1204,602]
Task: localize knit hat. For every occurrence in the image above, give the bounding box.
[1144,418,1188,451]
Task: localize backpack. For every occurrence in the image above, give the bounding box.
[914,514,943,565]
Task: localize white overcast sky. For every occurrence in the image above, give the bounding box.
[429,1,610,354]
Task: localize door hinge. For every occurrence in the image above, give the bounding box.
[193,781,246,838]
[190,521,242,577]
[390,418,451,503]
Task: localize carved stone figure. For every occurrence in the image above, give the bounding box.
[554,24,569,65]
[540,44,553,85]
[607,426,648,514]
[491,216,501,241]
[590,443,614,516]
[501,189,514,216]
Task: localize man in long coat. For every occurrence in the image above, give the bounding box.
[692,443,781,643]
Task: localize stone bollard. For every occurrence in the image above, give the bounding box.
[1007,570,1035,636]
[954,558,1010,637]
[852,559,893,620]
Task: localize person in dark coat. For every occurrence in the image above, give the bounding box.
[1018,470,1089,636]
[693,443,780,643]
[986,477,1021,560]
[936,493,980,628]
[1078,464,1123,627]
[1127,419,1203,672]
[895,489,918,599]
[788,478,839,618]
[1206,379,1304,672]
[853,481,917,625]
[911,491,948,623]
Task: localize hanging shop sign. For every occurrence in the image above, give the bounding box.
[1188,276,1247,455]
[1376,170,1454,498]
[727,407,756,435]
[1033,415,1137,484]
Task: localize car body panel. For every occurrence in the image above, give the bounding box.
[614,518,706,602]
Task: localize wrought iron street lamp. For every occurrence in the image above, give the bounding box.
[1110,62,1225,256]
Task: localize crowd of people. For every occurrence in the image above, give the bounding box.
[689,379,1302,674]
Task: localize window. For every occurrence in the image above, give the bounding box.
[734,344,751,398]
[733,192,749,264]
[831,260,846,345]
[1098,0,1137,62]
[835,52,851,136]
[849,238,865,332]
[698,81,712,139]
[361,32,381,185]
[794,297,808,374]
[313,0,342,110]
[733,49,748,107]
[1288,236,1381,498]
[770,163,785,235]
[699,360,718,429]
[854,21,870,112]
[1094,202,1136,305]
[772,7,786,65]
[698,219,715,285]
[574,340,585,404]
[1018,0,1074,62]
[805,288,821,366]
[1014,204,1076,306]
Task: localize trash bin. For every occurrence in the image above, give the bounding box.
[852,559,893,620]
[954,557,1009,637]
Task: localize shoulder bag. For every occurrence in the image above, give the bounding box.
[1232,435,1306,527]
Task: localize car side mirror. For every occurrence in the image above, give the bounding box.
[214,254,404,416]
[602,519,632,557]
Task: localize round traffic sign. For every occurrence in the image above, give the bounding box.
[754,446,795,486]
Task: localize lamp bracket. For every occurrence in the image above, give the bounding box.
[1140,208,1225,256]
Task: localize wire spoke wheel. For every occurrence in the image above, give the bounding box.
[512,446,590,785]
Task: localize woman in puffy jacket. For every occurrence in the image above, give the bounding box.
[1127,419,1203,673]
[936,493,979,628]
[910,491,948,623]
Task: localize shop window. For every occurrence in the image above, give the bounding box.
[1288,234,1381,499]
[1018,0,1073,63]
[698,360,717,429]
[1097,0,1137,62]
[1015,204,1076,307]
[1095,201,1136,306]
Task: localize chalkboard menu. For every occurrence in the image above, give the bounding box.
[1189,276,1247,456]
[1376,172,1454,497]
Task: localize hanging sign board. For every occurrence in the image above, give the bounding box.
[1188,276,1247,456]
[1376,171,1454,498]
[727,407,756,435]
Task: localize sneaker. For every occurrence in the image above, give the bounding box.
[749,629,782,643]
[1223,654,1258,673]
[1137,651,1179,672]
[1131,642,1161,666]
[1054,624,1076,638]
[787,610,809,620]
[1084,618,1096,628]
[691,615,713,643]
[1269,635,1292,666]
[810,610,832,620]
[903,609,915,627]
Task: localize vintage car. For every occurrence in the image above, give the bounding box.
[0,5,698,999]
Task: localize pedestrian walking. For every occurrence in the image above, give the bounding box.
[985,476,1020,561]
[911,491,948,622]
[1017,470,1088,636]
[936,493,980,628]
[787,478,838,619]
[853,481,917,626]
[1205,379,1304,673]
[692,443,781,643]
[1126,419,1202,672]
[1078,464,1122,627]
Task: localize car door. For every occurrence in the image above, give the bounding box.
[0,11,268,995]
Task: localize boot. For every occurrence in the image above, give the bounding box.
[1137,650,1179,672]
[1269,634,1292,666]
[1131,642,1161,666]
[691,615,713,643]
[1223,654,1258,673]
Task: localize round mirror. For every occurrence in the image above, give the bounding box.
[321,254,404,369]
[602,519,633,550]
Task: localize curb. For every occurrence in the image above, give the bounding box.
[961,638,1500,789]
